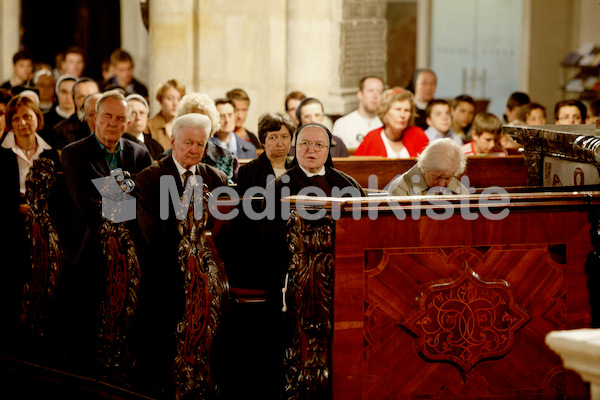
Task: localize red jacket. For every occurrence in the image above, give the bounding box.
[355,126,429,157]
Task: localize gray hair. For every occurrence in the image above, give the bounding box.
[417,138,467,176]
[95,89,131,120]
[175,92,221,137]
[171,113,212,139]
[78,92,102,122]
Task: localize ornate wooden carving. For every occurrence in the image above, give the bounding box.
[21,158,64,347]
[284,209,335,399]
[173,184,229,400]
[505,124,600,186]
[404,260,529,380]
[97,219,141,383]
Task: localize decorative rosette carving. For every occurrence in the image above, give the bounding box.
[404,261,529,380]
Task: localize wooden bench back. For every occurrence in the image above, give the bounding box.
[331,155,528,190]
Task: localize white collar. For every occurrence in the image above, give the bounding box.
[173,156,197,177]
[299,165,326,177]
[55,106,73,119]
[1,131,52,161]
[135,132,145,143]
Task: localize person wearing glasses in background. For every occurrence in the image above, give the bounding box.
[554,99,586,125]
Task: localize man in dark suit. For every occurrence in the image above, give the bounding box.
[122,94,164,160]
[60,89,152,369]
[134,113,228,393]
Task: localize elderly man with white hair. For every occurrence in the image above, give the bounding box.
[388,138,469,196]
[134,113,228,392]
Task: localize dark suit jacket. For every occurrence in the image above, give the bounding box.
[133,154,228,374]
[50,113,91,150]
[135,154,228,254]
[122,132,165,161]
[61,134,152,267]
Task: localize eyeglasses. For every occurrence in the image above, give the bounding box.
[297,140,328,152]
[557,115,582,122]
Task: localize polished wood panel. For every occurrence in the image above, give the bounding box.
[284,193,597,399]
[237,156,529,191]
[331,155,528,190]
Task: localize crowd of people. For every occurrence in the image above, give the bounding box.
[1,46,599,398]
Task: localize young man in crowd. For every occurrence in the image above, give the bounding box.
[332,76,384,151]
[462,112,507,156]
[0,50,34,91]
[424,99,462,145]
[450,95,476,141]
[226,88,261,149]
[410,69,437,130]
[102,48,148,98]
[503,91,530,124]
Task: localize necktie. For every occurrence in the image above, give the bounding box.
[182,170,193,188]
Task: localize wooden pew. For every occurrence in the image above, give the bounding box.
[282,192,599,399]
[330,155,528,190]
[238,155,529,190]
[21,158,65,354]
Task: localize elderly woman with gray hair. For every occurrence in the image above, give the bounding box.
[173,92,239,182]
[388,138,469,196]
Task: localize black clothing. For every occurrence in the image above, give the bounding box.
[42,107,70,135]
[134,154,228,393]
[101,77,149,98]
[47,113,91,150]
[236,151,292,196]
[262,165,365,291]
[415,106,428,130]
[122,132,165,161]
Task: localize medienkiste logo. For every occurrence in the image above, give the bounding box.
[94,172,510,223]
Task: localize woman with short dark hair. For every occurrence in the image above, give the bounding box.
[236,111,295,196]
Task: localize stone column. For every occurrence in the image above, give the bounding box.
[120,0,150,95]
[0,0,21,82]
[287,0,386,117]
[148,0,196,115]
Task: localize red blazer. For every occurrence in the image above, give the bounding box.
[355,126,429,157]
